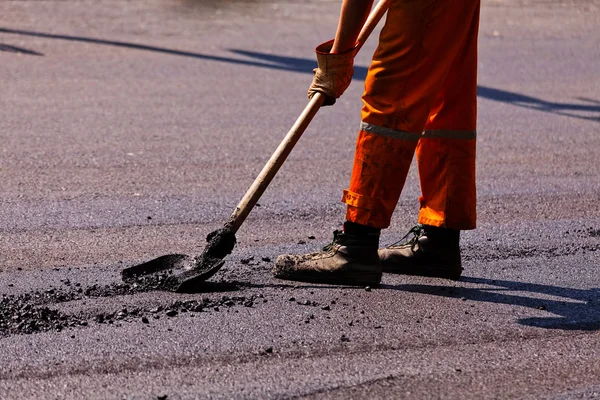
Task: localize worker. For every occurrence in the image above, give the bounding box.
[273,0,480,286]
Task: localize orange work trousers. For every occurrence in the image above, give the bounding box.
[342,0,480,230]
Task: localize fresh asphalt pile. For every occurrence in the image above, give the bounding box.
[0,279,259,338]
[0,292,87,336]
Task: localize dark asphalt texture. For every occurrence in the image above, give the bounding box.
[1,0,600,399]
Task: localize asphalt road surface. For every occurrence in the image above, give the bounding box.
[1,0,600,399]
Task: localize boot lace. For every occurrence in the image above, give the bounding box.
[385,225,424,248]
[322,230,344,252]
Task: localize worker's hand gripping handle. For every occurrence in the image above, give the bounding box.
[227,0,391,234]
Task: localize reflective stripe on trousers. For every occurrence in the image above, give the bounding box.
[343,0,480,230]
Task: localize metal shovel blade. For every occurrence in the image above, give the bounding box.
[121,253,225,293]
[121,227,236,292]
[121,254,191,280]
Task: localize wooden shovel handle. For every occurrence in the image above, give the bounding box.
[227,0,391,233]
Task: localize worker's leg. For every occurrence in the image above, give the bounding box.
[379,0,480,280]
[417,2,480,231]
[344,0,481,230]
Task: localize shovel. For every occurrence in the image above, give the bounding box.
[121,0,391,292]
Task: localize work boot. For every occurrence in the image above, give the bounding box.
[379,225,463,280]
[273,223,381,286]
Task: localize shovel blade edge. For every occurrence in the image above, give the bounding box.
[121,254,191,280]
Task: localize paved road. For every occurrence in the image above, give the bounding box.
[1,0,599,398]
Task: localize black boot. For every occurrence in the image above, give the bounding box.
[379,225,462,280]
[273,222,381,286]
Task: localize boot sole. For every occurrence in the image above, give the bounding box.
[382,263,462,280]
[274,267,382,287]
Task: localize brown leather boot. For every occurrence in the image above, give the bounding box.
[273,228,381,286]
[379,225,463,280]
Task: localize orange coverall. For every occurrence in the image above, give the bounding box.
[342,0,480,230]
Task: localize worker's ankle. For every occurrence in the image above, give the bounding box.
[422,224,460,243]
[343,221,380,236]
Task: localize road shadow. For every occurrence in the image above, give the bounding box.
[477,86,600,122]
[2,26,598,122]
[0,43,43,56]
[382,276,600,331]
[233,48,599,122]
[0,27,368,75]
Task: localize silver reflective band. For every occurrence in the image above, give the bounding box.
[422,130,477,140]
[360,122,421,141]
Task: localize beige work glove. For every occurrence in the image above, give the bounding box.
[308,39,358,106]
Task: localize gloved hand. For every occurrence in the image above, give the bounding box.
[308,39,358,106]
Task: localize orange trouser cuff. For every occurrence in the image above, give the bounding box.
[344,129,477,230]
[343,130,418,229]
[343,190,391,229]
[417,137,477,230]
